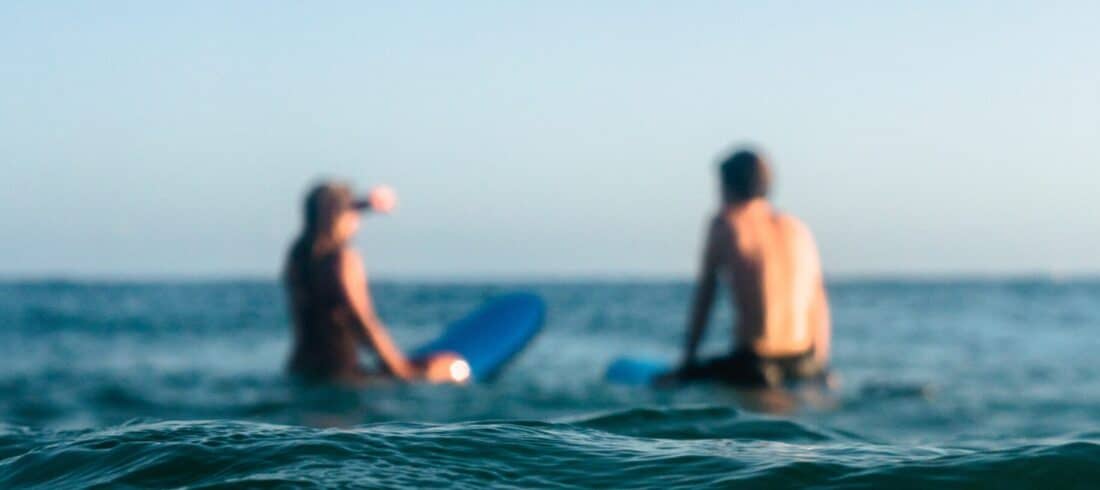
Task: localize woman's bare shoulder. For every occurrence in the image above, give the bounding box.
[335,246,363,263]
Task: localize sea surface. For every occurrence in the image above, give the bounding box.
[0,279,1097,488]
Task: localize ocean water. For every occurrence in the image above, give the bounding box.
[0,279,1097,488]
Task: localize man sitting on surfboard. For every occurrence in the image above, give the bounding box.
[283,181,467,384]
[666,148,831,387]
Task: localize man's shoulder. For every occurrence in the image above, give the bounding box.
[775,212,814,238]
[708,212,736,239]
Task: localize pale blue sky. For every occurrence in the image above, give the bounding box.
[2,2,1097,279]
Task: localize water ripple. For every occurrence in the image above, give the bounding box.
[1,414,1097,488]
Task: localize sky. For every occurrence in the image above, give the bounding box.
[1,2,1098,279]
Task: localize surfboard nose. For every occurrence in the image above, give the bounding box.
[605,358,671,386]
[411,292,547,382]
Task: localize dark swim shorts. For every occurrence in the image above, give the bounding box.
[681,348,826,388]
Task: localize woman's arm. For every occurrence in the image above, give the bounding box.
[335,248,418,380]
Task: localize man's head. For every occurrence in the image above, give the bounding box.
[719,149,771,204]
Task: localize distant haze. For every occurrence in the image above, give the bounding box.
[2,2,1098,279]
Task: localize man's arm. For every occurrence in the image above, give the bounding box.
[680,218,723,370]
[336,248,418,380]
[808,280,831,366]
[801,227,830,366]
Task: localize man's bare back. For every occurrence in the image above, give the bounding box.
[715,199,828,360]
[675,149,830,387]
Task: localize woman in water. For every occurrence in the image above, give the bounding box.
[283,181,465,384]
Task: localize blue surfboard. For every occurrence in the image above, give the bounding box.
[605,357,673,386]
[411,293,545,382]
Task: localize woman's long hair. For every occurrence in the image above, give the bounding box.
[285,182,355,290]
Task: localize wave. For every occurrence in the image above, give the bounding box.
[1,408,1097,488]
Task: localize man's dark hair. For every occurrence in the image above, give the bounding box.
[719,149,770,203]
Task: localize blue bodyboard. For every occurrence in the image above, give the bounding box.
[605,357,673,386]
[412,293,545,382]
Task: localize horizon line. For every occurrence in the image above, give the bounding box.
[3,270,1100,284]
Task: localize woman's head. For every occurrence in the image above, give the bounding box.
[300,181,364,254]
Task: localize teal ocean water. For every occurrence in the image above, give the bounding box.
[1,280,1098,488]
